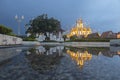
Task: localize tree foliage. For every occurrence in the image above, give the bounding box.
[70,35,78,40]
[26,14,62,35]
[63,35,67,41]
[0,25,13,35]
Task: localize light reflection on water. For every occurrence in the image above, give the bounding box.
[1,46,120,80]
[25,46,65,73]
[67,50,92,69]
[25,46,120,80]
[26,46,120,70]
[26,46,64,56]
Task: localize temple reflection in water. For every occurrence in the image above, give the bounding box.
[67,50,92,68]
[25,46,120,71]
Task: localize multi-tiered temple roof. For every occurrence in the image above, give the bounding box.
[67,19,92,38]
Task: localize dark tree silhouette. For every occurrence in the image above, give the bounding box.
[26,14,62,40]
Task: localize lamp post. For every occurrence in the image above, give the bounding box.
[15,15,24,35]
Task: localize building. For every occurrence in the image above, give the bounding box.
[117,32,120,39]
[67,19,92,38]
[101,31,113,38]
[101,31,117,39]
[87,32,100,39]
[27,30,64,42]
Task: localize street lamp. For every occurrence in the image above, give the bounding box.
[15,15,24,35]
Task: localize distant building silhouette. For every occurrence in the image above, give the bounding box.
[101,31,116,39]
[101,31,120,39]
[87,32,100,39]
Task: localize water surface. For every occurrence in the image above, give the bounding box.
[0,46,120,80]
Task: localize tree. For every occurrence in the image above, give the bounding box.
[63,35,67,41]
[70,35,78,40]
[26,14,62,40]
[0,25,13,35]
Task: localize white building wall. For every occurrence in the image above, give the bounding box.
[35,32,64,42]
[27,33,31,37]
[0,34,23,45]
[36,34,46,41]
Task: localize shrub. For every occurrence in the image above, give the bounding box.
[0,25,12,34]
[66,38,110,42]
[23,37,36,41]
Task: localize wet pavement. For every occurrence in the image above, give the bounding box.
[0,46,120,80]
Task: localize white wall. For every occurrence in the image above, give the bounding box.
[0,34,22,45]
[35,32,64,42]
[110,39,120,46]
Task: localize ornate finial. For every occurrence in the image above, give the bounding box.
[76,18,83,23]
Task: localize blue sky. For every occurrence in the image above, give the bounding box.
[0,0,120,34]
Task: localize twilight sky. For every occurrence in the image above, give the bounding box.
[0,0,120,34]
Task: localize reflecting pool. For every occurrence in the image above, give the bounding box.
[0,46,120,80]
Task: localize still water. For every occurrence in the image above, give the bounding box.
[0,46,120,80]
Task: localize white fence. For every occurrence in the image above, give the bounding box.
[0,34,22,45]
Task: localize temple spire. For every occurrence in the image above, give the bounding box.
[76,18,83,28]
[67,18,92,38]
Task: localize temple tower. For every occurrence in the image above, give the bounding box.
[76,19,83,28]
[67,18,92,38]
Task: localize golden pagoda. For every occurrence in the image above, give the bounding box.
[67,19,92,38]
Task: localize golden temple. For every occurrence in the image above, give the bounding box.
[67,19,92,38]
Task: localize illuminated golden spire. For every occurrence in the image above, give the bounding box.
[76,18,84,28]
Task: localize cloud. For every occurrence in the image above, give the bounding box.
[0,0,120,34]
